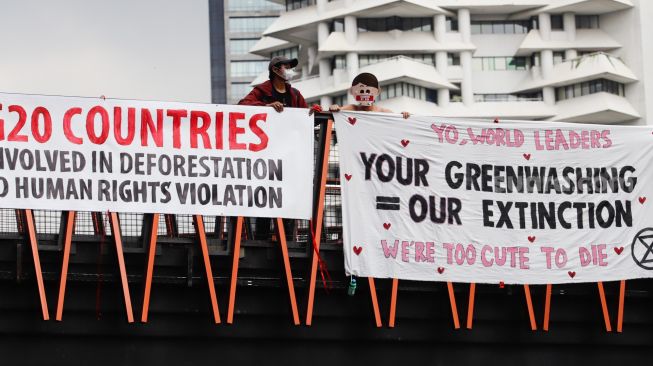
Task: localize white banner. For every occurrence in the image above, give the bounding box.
[0,92,313,219]
[334,111,653,284]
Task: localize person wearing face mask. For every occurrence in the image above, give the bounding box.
[238,56,315,113]
[329,72,410,119]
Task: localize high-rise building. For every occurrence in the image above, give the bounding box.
[249,0,652,124]
[212,0,285,104]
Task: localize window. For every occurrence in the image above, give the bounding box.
[229,17,277,33]
[446,17,458,32]
[332,94,347,106]
[357,17,433,32]
[230,39,259,55]
[555,79,625,101]
[271,46,299,59]
[285,0,314,11]
[358,54,435,67]
[448,53,460,66]
[473,57,530,71]
[228,0,284,11]
[330,18,344,32]
[230,83,252,101]
[471,20,532,34]
[553,51,565,64]
[451,83,462,102]
[474,92,543,102]
[576,15,599,29]
[377,82,437,103]
[550,15,564,30]
[331,55,346,69]
[230,60,268,77]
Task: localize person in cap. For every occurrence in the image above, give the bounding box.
[329,72,410,119]
[239,56,317,113]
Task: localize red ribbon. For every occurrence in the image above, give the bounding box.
[309,219,332,293]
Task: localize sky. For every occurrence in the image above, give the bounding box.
[0,0,212,103]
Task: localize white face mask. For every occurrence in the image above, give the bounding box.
[275,66,297,81]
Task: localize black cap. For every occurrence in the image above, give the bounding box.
[268,56,298,70]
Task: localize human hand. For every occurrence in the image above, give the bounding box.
[401,111,410,119]
[309,104,322,116]
[329,104,341,112]
[267,101,284,112]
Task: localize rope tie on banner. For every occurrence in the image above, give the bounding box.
[309,220,332,293]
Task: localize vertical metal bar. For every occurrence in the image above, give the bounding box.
[275,217,300,325]
[24,209,50,320]
[388,278,399,328]
[523,285,537,331]
[543,284,552,331]
[597,282,612,332]
[108,212,134,323]
[447,282,460,329]
[466,283,476,329]
[56,211,76,321]
[305,119,333,326]
[141,213,159,323]
[227,216,243,324]
[368,277,382,327]
[617,280,625,333]
[194,215,221,324]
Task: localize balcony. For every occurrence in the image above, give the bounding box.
[554,91,640,123]
[516,29,621,56]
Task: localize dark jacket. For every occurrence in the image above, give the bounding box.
[238,80,308,108]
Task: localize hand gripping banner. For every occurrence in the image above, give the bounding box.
[334,111,653,284]
[0,92,313,219]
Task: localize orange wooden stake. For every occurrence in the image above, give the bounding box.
[543,284,552,331]
[447,282,460,329]
[305,119,333,326]
[24,209,50,320]
[275,218,300,325]
[597,281,612,332]
[56,211,76,321]
[194,215,221,324]
[368,277,382,327]
[466,283,476,329]
[388,278,399,328]
[140,214,159,322]
[523,285,537,331]
[617,280,626,333]
[108,212,134,323]
[227,216,244,324]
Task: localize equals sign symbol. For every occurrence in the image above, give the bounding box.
[376,196,400,211]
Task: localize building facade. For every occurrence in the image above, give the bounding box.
[248,0,652,124]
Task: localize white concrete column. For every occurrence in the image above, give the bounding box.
[317,22,329,47]
[563,12,576,41]
[317,0,327,14]
[434,14,446,42]
[541,49,554,79]
[543,87,555,105]
[436,51,449,106]
[565,49,578,60]
[346,52,359,80]
[460,50,473,105]
[458,8,471,43]
[344,16,357,44]
[320,95,332,108]
[538,13,551,41]
[319,59,331,87]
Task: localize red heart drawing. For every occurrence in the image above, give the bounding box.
[523,153,531,160]
[353,246,363,255]
[344,174,352,181]
[614,247,624,255]
[437,267,445,274]
[493,118,499,124]
[347,117,357,125]
[383,223,391,230]
[499,281,505,288]
[639,197,647,204]
[401,139,410,147]
[568,271,576,278]
[528,236,536,243]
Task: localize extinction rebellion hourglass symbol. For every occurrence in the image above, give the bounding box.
[631,228,653,270]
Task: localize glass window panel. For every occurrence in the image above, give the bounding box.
[481,22,493,34]
[483,57,494,70]
[492,22,505,34]
[471,22,481,34]
[472,58,483,71]
[229,17,277,33]
[515,21,527,33]
[229,0,284,11]
[581,82,590,95]
[550,15,564,30]
[230,39,258,54]
[566,85,574,98]
[504,22,515,34]
[494,57,507,70]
